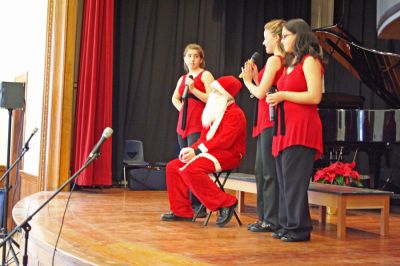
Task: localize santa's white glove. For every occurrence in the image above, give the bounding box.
[179,147,195,163]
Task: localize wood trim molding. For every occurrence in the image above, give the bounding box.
[19,170,39,201]
[0,165,5,186]
[38,0,53,192]
[39,0,78,191]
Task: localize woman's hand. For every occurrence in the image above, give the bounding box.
[185,76,195,90]
[242,61,252,83]
[242,61,258,84]
[266,91,285,106]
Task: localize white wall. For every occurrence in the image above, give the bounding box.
[0,1,48,175]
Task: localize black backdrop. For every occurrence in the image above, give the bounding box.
[113,0,311,179]
[113,0,400,181]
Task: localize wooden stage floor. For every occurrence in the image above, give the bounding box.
[10,188,400,265]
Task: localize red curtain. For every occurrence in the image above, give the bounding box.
[72,0,114,186]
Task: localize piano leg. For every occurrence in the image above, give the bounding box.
[368,145,387,189]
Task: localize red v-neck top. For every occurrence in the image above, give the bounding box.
[252,56,284,137]
[272,54,324,160]
[176,70,206,138]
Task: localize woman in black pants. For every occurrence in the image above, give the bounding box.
[242,19,285,233]
[266,19,324,242]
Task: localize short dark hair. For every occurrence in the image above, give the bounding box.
[283,18,323,66]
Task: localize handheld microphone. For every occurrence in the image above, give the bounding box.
[268,86,277,121]
[183,75,194,99]
[24,127,39,150]
[88,127,113,159]
[239,52,262,78]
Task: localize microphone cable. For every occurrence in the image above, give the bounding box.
[51,181,78,266]
[50,128,112,265]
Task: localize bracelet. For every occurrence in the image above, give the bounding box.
[194,148,201,155]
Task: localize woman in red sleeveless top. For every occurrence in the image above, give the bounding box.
[242,19,285,233]
[266,19,324,242]
[171,43,214,214]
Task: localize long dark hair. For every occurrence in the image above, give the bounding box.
[283,18,323,66]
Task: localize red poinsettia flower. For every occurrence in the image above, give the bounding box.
[313,161,362,186]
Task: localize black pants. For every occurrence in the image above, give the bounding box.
[177,132,200,150]
[177,132,202,209]
[255,128,279,227]
[275,146,314,238]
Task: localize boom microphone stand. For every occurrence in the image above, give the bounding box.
[0,124,38,266]
[0,127,113,266]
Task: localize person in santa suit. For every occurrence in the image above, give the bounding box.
[161,75,246,227]
[242,19,285,233]
[171,43,214,215]
[266,18,324,242]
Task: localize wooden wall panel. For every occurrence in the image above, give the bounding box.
[39,0,79,191]
[19,171,39,201]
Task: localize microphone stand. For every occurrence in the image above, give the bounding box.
[0,152,100,266]
[0,139,32,185]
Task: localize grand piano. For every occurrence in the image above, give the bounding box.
[313,25,400,188]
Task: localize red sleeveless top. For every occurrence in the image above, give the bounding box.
[252,56,284,137]
[176,71,206,138]
[272,55,324,160]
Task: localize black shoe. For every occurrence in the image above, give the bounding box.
[272,228,287,239]
[160,212,192,222]
[193,206,208,219]
[215,202,237,227]
[281,233,311,242]
[248,221,277,232]
[247,220,262,229]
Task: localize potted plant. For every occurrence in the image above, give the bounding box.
[313,161,362,215]
[314,161,362,187]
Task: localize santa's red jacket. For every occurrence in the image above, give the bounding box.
[186,102,246,171]
[166,102,247,217]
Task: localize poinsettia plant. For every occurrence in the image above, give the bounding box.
[313,161,362,187]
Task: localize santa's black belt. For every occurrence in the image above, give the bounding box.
[181,93,201,130]
[273,101,286,136]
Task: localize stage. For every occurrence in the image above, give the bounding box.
[9,188,400,265]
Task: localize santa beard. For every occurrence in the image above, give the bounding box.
[202,92,228,128]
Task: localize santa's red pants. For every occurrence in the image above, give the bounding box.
[166,157,237,218]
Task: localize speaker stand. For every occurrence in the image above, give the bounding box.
[1,109,19,265]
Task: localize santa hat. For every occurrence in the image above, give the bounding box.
[211,76,242,100]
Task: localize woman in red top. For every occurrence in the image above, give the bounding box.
[171,43,214,214]
[242,19,285,233]
[266,18,324,242]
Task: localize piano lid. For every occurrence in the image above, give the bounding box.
[313,25,400,108]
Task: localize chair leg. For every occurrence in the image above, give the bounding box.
[196,171,241,227]
[192,204,205,222]
[192,203,213,226]
[204,211,213,226]
[123,166,127,188]
[210,170,241,226]
[233,210,242,226]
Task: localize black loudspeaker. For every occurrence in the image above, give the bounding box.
[0,81,25,109]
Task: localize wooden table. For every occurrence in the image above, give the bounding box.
[308,183,392,239]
